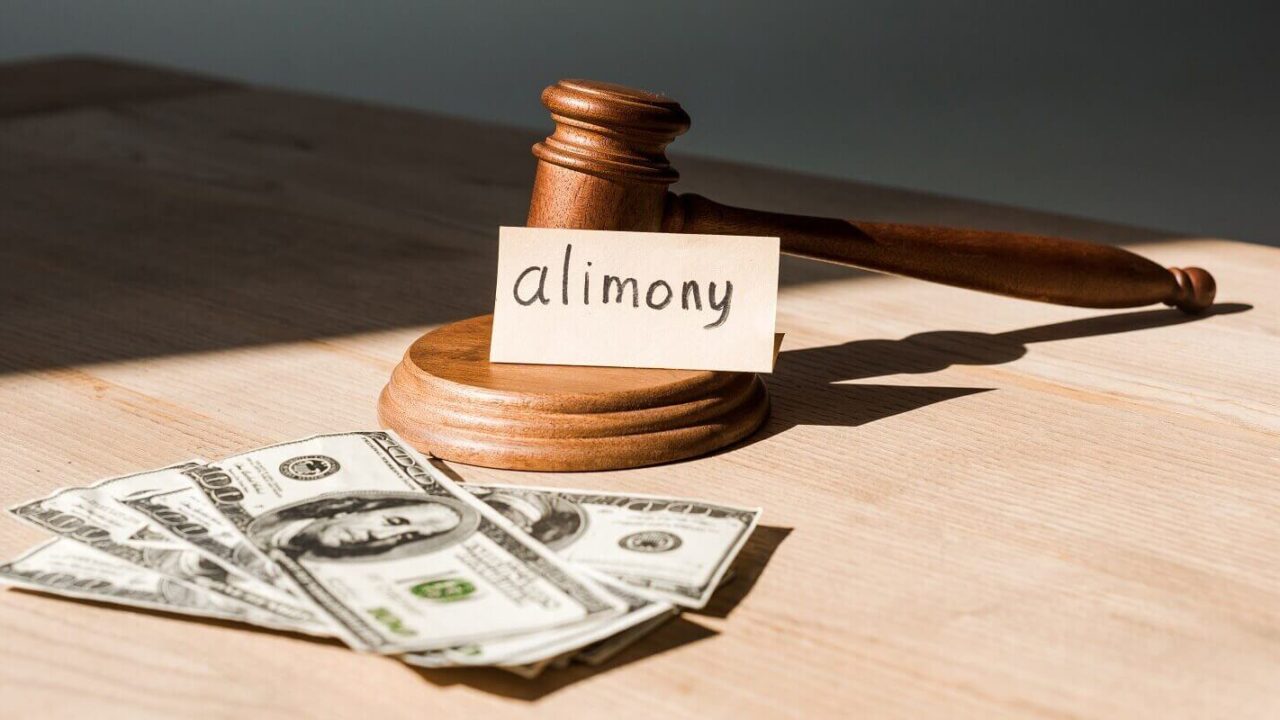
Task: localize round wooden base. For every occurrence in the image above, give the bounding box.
[378,315,770,471]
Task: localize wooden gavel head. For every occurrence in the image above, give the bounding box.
[527,79,1216,313]
[528,79,689,232]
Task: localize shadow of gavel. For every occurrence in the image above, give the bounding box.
[527,79,1216,313]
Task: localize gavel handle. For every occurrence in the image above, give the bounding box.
[663,193,1215,313]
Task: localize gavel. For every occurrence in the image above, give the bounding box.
[527,79,1216,313]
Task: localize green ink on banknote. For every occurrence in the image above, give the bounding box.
[411,578,476,602]
[368,607,416,636]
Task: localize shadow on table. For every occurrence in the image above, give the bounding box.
[753,303,1253,440]
[694,524,791,619]
[410,614,718,700]
[0,59,1201,378]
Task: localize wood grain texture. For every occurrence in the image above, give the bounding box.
[0,56,235,118]
[1,58,1278,720]
[378,315,769,470]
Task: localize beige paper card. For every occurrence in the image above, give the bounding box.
[490,227,780,372]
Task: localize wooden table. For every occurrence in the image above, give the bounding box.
[1,58,1277,719]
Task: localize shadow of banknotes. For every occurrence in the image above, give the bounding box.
[408,614,718,700]
[9,584,717,701]
[405,524,790,697]
[693,524,792,619]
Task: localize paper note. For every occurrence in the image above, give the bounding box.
[490,227,779,372]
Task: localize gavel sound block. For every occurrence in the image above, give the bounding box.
[379,79,1217,471]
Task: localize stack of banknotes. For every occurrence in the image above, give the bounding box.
[1,431,760,678]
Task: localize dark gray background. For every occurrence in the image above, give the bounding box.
[3,1,1276,244]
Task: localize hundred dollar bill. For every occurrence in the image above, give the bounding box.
[183,431,625,653]
[0,538,248,623]
[120,483,285,590]
[8,462,327,634]
[496,576,671,666]
[402,571,673,668]
[465,484,760,608]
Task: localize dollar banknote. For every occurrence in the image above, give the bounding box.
[183,431,625,653]
[121,482,285,590]
[7,462,328,634]
[0,538,253,623]
[1,435,766,676]
[402,571,673,668]
[401,479,758,668]
[464,484,760,607]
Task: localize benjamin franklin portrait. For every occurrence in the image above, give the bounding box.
[467,487,587,550]
[245,492,479,562]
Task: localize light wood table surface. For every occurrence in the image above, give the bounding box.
[1,58,1276,719]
